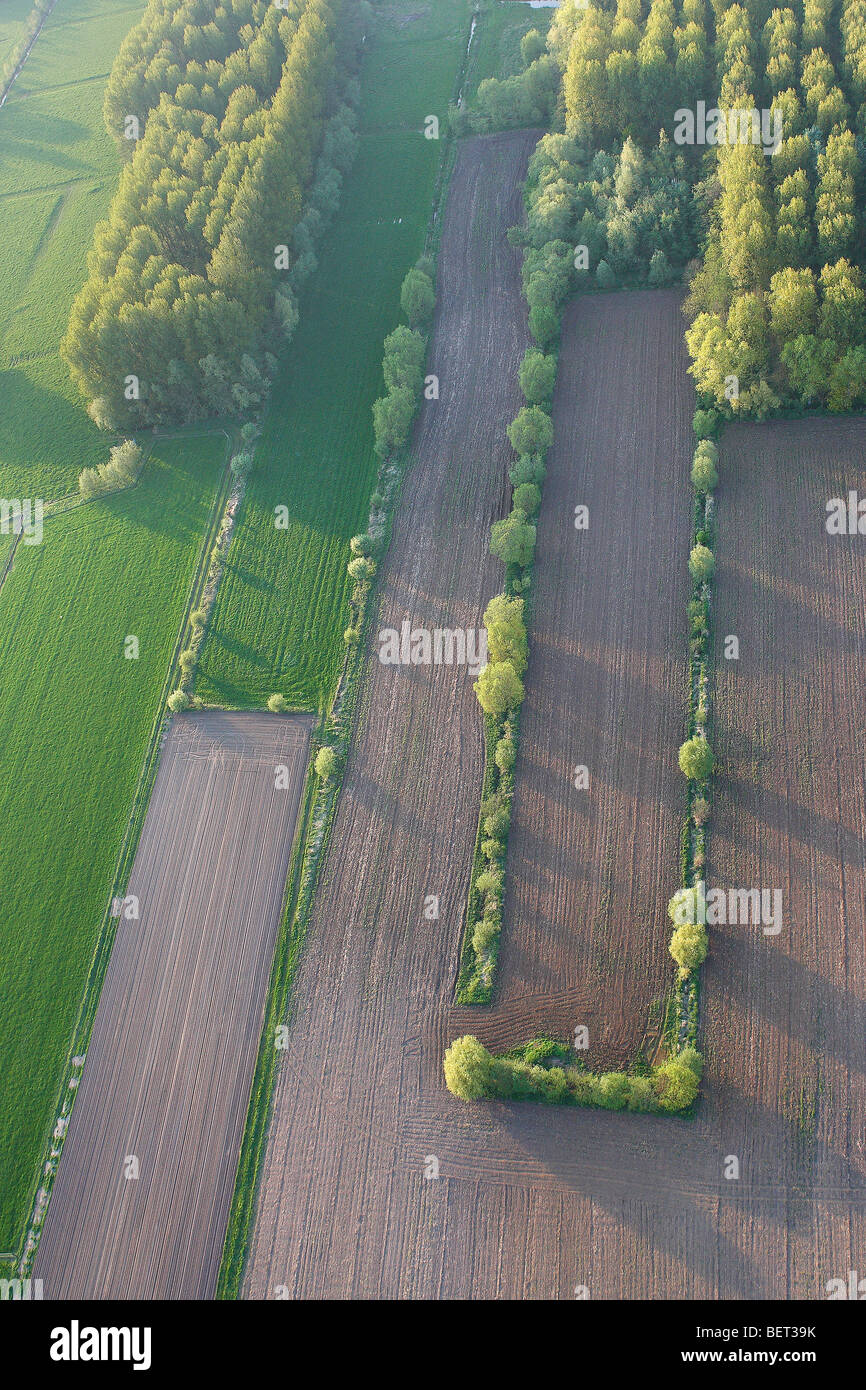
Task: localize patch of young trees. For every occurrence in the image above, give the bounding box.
[449,26,559,135]
[683,0,866,417]
[78,440,143,497]
[371,261,434,458]
[64,0,370,431]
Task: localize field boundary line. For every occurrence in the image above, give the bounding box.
[0,0,58,109]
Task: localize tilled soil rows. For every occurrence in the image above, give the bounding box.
[245,156,866,1298]
[34,712,313,1299]
[475,289,694,1067]
[704,418,866,1280]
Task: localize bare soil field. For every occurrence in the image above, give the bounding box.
[704,416,866,1267]
[243,171,866,1295]
[474,290,693,1067]
[34,711,313,1299]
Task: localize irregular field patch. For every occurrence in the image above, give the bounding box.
[34,712,313,1298]
[0,435,224,1251]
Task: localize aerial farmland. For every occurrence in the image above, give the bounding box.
[0,0,864,1345]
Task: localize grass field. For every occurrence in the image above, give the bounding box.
[0,0,143,501]
[0,434,224,1252]
[195,0,474,712]
[0,0,38,76]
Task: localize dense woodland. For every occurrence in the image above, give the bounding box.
[64,0,369,429]
[475,0,866,420]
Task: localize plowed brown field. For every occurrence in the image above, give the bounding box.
[34,712,313,1299]
[473,289,693,1065]
[244,134,866,1297]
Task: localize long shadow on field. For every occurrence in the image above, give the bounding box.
[715,773,865,881]
[483,1075,866,1295]
[706,921,866,1083]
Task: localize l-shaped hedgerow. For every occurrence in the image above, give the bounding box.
[447,132,722,1115]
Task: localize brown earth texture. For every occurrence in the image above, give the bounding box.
[244,135,866,1300]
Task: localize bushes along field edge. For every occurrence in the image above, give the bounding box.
[444,1035,703,1114]
[450,126,714,1104]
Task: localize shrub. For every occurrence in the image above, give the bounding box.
[475,661,525,716]
[373,385,416,457]
[350,533,376,557]
[692,795,711,826]
[627,1075,659,1113]
[668,883,706,926]
[520,28,546,67]
[596,259,616,289]
[483,593,528,675]
[670,921,709,973]
[509,454,546,487]
[678,736,714,781]
[347,555,376,582]
[190,607,207,629]
[267,693,289,713]
[400,265,435,326]
[167,689,190,713]
[87,396,117,431]
[490,510,536,568]
[443,1036,495,1100]
[507,406,554,457]
[693,408,720,439]
[694,439,719,465]
[475,866,504,898]
[344,626,360,646]
[691,453,718,492]
[598,1072,631,1110]
[471,918,499,955]
[382,325,426,393]
[230,450,253,478]
[482,797,511,839]
[688,544,715,582]
[541,1066,571,1104]
[529,301,559,347]
[512,482,541,516]
[78,438,142,497]
[648,248,674,287]
[494,736,516,774]
[518,348,557,405]
[654,1049,703,1112]
[315,745,337,780]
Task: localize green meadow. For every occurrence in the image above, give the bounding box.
[0,0,143,501]
[0,435,224,1251]
[0,0,37,74]
[195,0,473,712]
